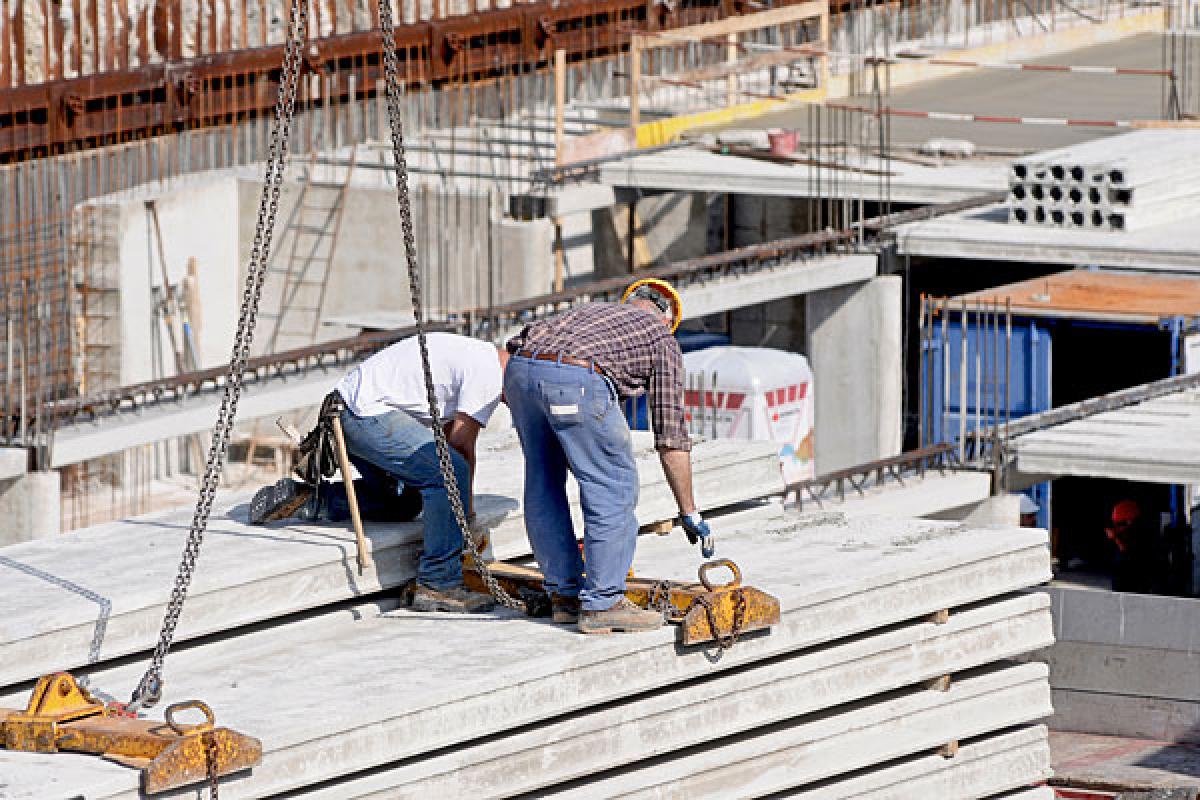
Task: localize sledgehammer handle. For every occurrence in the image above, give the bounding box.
[330,414,373,574]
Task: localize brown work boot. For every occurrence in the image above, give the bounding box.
[578,597,663,634]
[411,583,495,613]
[551,593,581,624]
[248,478,313,524]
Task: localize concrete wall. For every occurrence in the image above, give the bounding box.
[100,175,242,384]
[1025,585,1200,744]
[0,472,61,544]
[806,275,903,474]
[594,191,709,276]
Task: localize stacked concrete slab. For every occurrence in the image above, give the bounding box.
[0,439,1055,798]
[1006,130,1200,232]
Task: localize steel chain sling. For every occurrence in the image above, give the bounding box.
[376,0,524,611]
[129,0,310,713]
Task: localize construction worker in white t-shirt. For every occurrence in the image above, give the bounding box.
[249,332,507,613]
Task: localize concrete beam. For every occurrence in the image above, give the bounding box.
[49,367,342,468]
[896,204,1200,273]
[681,254,876,320]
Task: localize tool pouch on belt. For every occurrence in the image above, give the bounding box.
[293,391,343,486]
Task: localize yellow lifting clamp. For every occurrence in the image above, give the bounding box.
[0,672,262,794]
[464,558,781,648]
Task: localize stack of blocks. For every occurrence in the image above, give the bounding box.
[1007,130,1200,232]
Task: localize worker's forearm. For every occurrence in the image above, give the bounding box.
[659,449,697,517]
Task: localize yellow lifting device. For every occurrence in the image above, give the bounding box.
[463,557,780,648]
[0,673,261,794]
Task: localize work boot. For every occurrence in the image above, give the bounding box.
[411,583,496,613]
[550,593,581,624]
[249,478,313,524]
[578,597,663,635]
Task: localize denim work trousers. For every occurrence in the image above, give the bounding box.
[504,356,639,611]
[331,407,470,590]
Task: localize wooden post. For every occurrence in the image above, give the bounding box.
[331,415,374,574]
[0,0,11,88]
[725,32,737,108]
[553,48,566,293]
[629,32,641,130]
[818,0,830,95]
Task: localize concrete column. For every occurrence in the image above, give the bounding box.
[0,472,61,546]
[497,218,556,303]
[806,274,900,474]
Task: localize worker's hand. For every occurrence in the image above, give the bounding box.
[681,512,716,559]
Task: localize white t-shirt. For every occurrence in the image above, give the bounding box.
[336,333,503,427]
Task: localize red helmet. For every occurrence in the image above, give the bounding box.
[1111,499,1140,525]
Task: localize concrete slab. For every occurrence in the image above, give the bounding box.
[783,726,1050,800]
[896,204,1200,273]
[290,593,1052,798]
[0,513,1052,798]
[0,435,782,687]
[801,470,993,519]
[600,148,1006,205]
[541,663,1052,799]
[1011,388,1200,485]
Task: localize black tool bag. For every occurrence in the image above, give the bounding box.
[293,391,344,486]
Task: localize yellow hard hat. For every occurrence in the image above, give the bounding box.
[622,278,682,333]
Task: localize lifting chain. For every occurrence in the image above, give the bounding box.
[128,0,309,717]
[377,0,523,612]
[690,590,747,651]
[205,732,221,800]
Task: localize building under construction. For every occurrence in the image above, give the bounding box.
[2,0,1200,795]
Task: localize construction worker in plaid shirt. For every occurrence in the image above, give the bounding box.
[504,279,715,635]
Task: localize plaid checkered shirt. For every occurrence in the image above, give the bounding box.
[507,302,690,452]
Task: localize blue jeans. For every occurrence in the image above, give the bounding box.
[327,407,470,590]
[504,356,639,611]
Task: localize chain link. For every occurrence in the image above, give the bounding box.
[130,0,310,712]
[205,733,220,800]
[377,0,523,612]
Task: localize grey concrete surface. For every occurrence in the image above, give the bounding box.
[1050,729,1200,791]
[0,434,781,687]
[0,512,1052,798]
[755,34,1166,153]
[806,276,904,474]
[680,254,877,320]
[0,472,61,546]
[1022,585,1200,743]
[783,726,1050,800]
[802,470,992,519]
[292,593,1052,798]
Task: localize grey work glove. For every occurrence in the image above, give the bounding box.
[681,512,716,559]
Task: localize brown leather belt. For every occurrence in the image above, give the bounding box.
[515,349,594,371]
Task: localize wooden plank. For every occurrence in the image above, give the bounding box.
[169,0,181,59]
[641,0,825,46]
[88,0,98,71]
[11,0,25,85]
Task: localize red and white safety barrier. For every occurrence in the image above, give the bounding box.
[826,102,1136,128]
